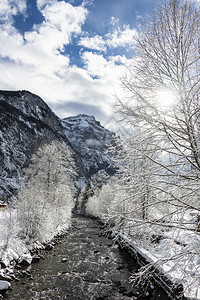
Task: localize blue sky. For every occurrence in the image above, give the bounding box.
[0,0,158,126]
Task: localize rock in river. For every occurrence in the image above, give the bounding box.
[0,280,11,293]
[61,258,67,262]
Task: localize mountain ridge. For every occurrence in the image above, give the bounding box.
[0,90,115,199]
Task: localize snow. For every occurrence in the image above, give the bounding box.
[86,139,102,149]
[86,186,200,300]
[1,201,200,299]
[115,229,200,299]
[78,178,86,189]
[18,253,32,265]
[124,213,200,300]
[0,209,27,266]
[0,90,66,198]
[0,206,71,267]
[62,114,115,177]
[79,120,89,128]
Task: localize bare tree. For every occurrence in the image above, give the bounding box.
[116,0,200,216]
[111,0,200,296]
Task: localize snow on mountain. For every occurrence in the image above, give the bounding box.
[62,114,115,177]
[0,90,70,199]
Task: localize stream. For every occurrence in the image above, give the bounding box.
[7,214,170,299]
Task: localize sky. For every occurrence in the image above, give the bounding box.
[0,0,159,127]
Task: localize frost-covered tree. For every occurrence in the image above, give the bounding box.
[87,1,200,296]
[115,0,200,222]
[17,141,77,243]
[86,177,115,220]
[111,0,200,296]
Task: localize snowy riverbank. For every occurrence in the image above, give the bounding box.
[86,200,200,300]
[0,208,72,268]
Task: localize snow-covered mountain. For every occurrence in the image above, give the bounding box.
[62,114,115,177]
[0,90,71,198]
[0,91,115,199]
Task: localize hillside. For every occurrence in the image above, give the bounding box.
[62,114,115,178]
[0,91,115,199]
[0,90,70,198]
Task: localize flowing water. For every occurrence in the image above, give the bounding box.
[7,214,170,299]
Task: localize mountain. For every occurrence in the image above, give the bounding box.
[62,114,115,178]
[0,90,71,199]
[0,91,115,199]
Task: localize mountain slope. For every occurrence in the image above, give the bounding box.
[62,114,115,177]
[0,90,70,198]
[0,91,115,199]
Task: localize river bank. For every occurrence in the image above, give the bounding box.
[5,214,170,299]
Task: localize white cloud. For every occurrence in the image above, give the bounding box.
[40,1,87,40]
[0,0,26,23]
[82,0,94,7]
[0,1,87,74]
[79,25,137,52]
[0,0,134,125]
[81,51,123,78]
[0,1,89,103]
[80,51,134,116]
[78,35,106,52]
[36,0,56,11]
[106,25,137,49]
[81,51,134,93]
[110,16,119,26]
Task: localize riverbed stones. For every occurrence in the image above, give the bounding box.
[45,244,54,251]
[32,255,40,263]
[20,270,31,278]
[61,258,67,262]
[0,280,11,293]
[124,290,137,297]
[0,262,6,269]
[119,285,127,293]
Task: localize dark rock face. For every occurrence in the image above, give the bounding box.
[62,114,115,177]
[0,90,70,198]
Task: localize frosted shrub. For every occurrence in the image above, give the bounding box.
[86,194,101,218]
[86,181,115,220]
[0,207,15,251]
[86,178,128,227]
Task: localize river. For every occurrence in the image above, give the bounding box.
[7,214,170,299]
